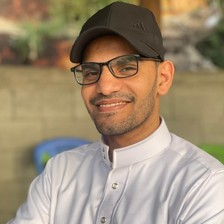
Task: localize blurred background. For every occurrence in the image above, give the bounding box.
[0,0,224,223]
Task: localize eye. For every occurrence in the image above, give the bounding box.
[120,64,137,72]
[83,69,99,79]
[117,62,137,75]
[111,55,138,76]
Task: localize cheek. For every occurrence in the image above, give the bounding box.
[128,78,155,98]
[134,76,158,103]
[81,88,90,107]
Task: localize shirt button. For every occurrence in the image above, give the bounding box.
[100,217,107,223]
[112,183,119,189]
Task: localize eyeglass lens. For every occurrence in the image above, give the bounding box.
[74,54,139,85]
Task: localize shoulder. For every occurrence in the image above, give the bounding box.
[43,141,102,179]
[169,133,224,171]
[169,134,224,222]
[167,135,224,222]
[165,133,224,194]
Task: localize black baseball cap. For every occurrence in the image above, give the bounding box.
[70,1,165,63]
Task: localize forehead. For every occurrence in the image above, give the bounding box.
[82,35,137,62]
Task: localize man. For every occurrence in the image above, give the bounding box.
[8,2,224,224]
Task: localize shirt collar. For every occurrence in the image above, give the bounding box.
[100,118,171,169]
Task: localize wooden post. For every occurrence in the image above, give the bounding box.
[139,0,161,26]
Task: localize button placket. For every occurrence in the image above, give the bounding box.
[112,183,119,189]
[96,167,129,224]
[100,217,107,223]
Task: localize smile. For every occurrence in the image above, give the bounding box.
[98,102,127,108]
[94,99,131,112]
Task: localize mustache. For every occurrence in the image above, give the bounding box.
[90,93,135,105]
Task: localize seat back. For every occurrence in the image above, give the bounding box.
[34,137,90,174]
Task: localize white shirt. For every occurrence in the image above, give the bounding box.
[8,119,224,224]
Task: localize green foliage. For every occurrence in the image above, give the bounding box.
[200,144,224,164]
[41,153,51,167]
[196,17,224,69]
[220,0,224,8]
[11,0,137,64]
[48,0,137,25]
[196,0,224,69]
[10,20,65,63]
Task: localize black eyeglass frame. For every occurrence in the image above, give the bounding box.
[71,54,162,85]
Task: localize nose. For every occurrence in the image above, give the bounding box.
[96,66,122,95]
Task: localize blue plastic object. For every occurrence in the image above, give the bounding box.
[34,137,90,174]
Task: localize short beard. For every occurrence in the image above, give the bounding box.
[91,73,158,136]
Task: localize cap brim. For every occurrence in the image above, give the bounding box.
[70,27,160,63]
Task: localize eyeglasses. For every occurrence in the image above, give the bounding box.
[71,54,162,85]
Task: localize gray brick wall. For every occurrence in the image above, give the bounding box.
[161,72,224,144]
[0,66,224,223]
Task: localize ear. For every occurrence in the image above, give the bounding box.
[157,60,175,96]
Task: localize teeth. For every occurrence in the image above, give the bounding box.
[99,102,126,107]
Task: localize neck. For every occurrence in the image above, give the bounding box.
[103,116,161,161]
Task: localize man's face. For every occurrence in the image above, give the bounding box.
[81,35,160,139]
